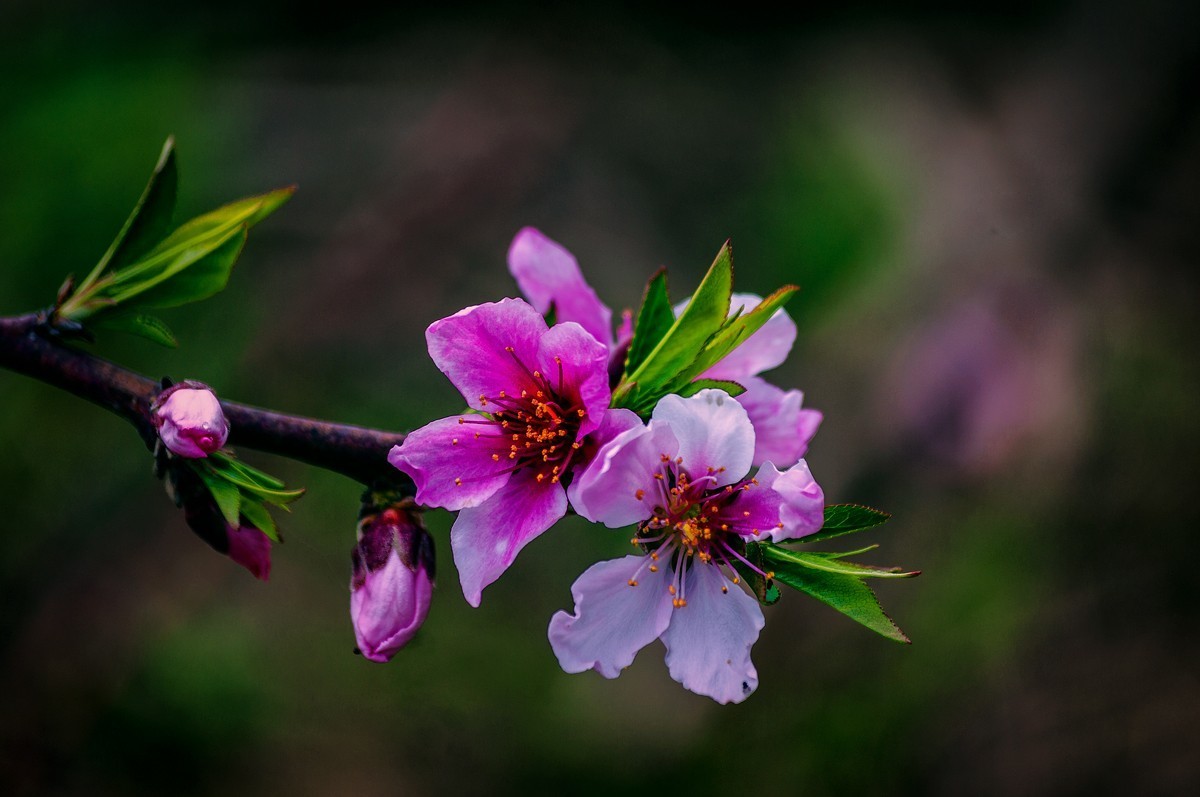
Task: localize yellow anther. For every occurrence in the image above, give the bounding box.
[536,473,545,482]
[649,565,658,573]
[721,586,729,594]
[743,511,751,517]
[479,395,488,405]
[454,478,462,486]
[492,454,500,461]
[635,489,645,500]
[533,370,542,378]
[452,438,459,445]
[627,579,638,587]
[668,585,676,595]
[505,346,514,352]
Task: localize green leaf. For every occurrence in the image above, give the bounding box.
[772,564,910,643]
[675,378,746,399]
[686,284,798,380]
[616,242,732,408]
[624,268,674,376]
[761,544,919,579]
[207,453,304,505]
[89,311,178,347]
[788,504,892,544]
[124,226,247,309]
[83,137,178,286]
[238,499,280,542]
[195,464,242,528]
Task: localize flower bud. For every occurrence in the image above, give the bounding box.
[169,461,273,580]
[153,381,229,458]
[351,501,435,663]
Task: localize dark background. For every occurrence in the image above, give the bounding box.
[2,2,1199,794]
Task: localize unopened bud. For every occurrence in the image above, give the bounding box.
[350,500,434,663]
[153,381,229,458]
[171,461,272,581]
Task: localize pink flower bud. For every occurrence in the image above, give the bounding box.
[226,524,272,581]
[351,504,435,663]
[153,381,229,458]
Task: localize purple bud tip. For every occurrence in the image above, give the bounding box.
[153,383,230,459]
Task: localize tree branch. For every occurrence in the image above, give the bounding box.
[0,312,409,486]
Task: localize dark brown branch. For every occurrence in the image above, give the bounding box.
[0,313,408,486]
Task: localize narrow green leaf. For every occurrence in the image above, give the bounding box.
[90,311,178,347]
[762,544,919,579]
[123,227,247,309]
[195,464,242,528]
[772,564,910,643]
[210,453,287,490]
[789,504,892,544]
[616,242,733,407]
[676,283,796,388]
[675,378,746,399]
[238,499,280,542]
[97,186,292,308]
[84,137,178,286]
[624,268,673,376]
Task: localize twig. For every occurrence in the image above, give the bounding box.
[0,313,408,486]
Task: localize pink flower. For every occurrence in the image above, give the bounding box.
[351,506,435,663]
[388,298,639,606]
[152,381,229,458]
[508,228,820,466]
[550,389,823,704]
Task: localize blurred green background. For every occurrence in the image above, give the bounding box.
[3,2,1199,794]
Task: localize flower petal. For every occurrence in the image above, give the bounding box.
[508,227,613,349]
[677,292,797,380]
[351,549,433,663]
[548,554,673,678]
[570,421,678,527]
[650,390,753,486]
[736,376,823,466]
[450,469,567,607]
[226,525,272,581]
[426,298,548,411]
[661,563,765,704]
[535,321,611,437]
[758,459,824,542]
[388,416,512,511]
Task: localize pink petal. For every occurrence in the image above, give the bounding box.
[650,390,753,487]
[736,376,823,467]
[535,321,611,437]
[759,459,824,542]
[426,298,548,411]
[508,227,613,349]
[570,422,677,528]
[388,416,513,511]
[661,563,764,704]
[351,549,433,663]
[450,469,567,607]
[548,554,673,678]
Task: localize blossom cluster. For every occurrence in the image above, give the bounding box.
[389,228,836,704]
